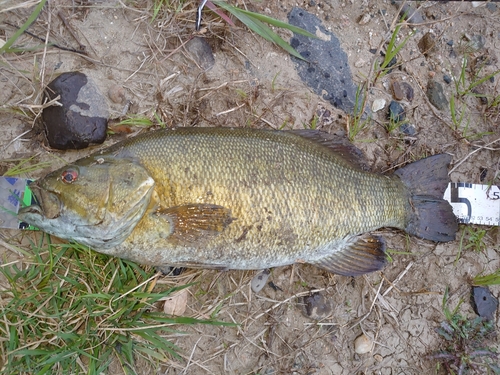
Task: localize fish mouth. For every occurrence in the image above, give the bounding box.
[20,186,61,220]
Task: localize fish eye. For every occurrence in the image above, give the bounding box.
[61,168,78,184]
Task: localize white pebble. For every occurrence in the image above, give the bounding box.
[251,269,270,293]
[371,98,386,112]
[354,333,373,354]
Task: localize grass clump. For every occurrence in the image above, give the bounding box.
[373,18,414,84]
[428,288,499,375]
[472,270,500,287]
[0,236,232,374]
[203,1,316,60]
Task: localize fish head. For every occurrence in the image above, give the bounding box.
[18,157,155,249]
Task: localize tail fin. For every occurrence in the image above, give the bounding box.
[395,154,457,242]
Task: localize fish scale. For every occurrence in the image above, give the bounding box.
[19,127,457,276]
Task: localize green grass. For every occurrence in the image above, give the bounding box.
[448,54,499,140]
[346,85,370,141]
[3,156,53,177]
[472,270,500,286]
[373,19,414,83]
[428,287,499,374]
[0,0,48,55]
[455,227,489,265]
[209,1,316,60]
[0,236,233,374]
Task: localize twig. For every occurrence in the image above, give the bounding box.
[4,21,88,55]
[57,11,86,53]
[449,137,500,174]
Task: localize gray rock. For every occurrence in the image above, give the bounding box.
[42,72,108,150]
[398,3,424,24]
[298,292,333,320]
[399,123,416,136]
[388,100,405,122]
[426,80,449,111]
[185,37,215,71]
[486,3,497,12]
[471,286,498,321]
[288,8,366,117]
[468,34,486,51]
[251,269,270,293]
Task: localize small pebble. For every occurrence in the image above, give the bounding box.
[358,13,371,25]
[486,3,497,12]
[399,123,416,136]
[447,40,454,47]
[251,269,271,293]
[426,80,449,111]
[354,58,367,68]
[466,34,486,51]
[391,81,405,101]
[479,167,488,182]
[443,75,452,84]
[418,32,436,57]
[42,71,109,150]
[388,100,405,122]
[299,292,333,320]
[399,4,424,24]
[372,98,386,112]
[162,289,188,316]
[108,84,127,104]
[156,266,185,276]
[354,333,373,354]
[399,82,414,102]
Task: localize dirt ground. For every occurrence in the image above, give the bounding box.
[1,0,499,374]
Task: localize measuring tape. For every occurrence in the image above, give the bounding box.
[443,183,500,226]
[1,177,499,229]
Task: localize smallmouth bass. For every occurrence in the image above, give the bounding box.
[18,128,457,276]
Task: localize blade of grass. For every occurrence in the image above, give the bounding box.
[210,1,314,60]
[0,0,47,54]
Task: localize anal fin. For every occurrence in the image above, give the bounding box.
[310,234,387,276]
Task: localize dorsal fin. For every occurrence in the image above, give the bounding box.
[288,130,369,171]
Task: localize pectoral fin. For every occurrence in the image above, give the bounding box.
[158,204,235,245]
[310,234,387,276]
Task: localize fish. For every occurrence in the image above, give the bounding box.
[18,127,458,276]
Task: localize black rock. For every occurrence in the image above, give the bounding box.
[471,286,498,321]
[42,72,109,150]
[447,40,454,47]
[479,167,488,182]
[156,266,185,276]
[288,8,366,117]
[443,75,452,84]
[426,80,449,111]
[388,100,405,122]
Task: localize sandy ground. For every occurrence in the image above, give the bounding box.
[1,0,499,374]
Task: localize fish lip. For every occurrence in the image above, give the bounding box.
[25,185,62,219]
[18,203,43,216]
